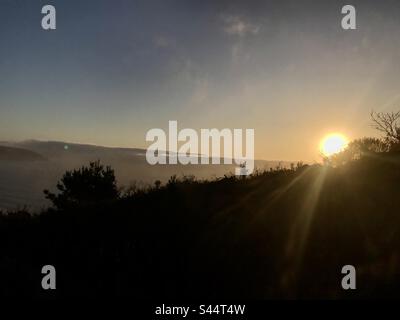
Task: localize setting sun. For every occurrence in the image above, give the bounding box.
[320,133,348,157]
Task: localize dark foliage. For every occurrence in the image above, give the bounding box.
[43,160,119,210]
[326,137,390,166]
[1,153,400,299]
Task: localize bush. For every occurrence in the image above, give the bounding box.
[44,160,119,210]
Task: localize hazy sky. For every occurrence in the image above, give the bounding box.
[1,0,400,161]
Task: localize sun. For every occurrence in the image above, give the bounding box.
[320,133,348,156]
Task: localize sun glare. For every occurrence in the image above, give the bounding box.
[320,133,348,157]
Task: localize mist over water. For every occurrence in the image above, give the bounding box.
[0,140,290,211]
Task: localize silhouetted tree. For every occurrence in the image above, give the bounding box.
[44,160,119,209]
[371,111,400,149]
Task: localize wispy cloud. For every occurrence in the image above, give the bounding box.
[222,15,260,37]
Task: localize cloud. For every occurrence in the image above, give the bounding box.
[222,15,260,37]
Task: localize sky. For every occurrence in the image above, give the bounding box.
[1,0,400,162]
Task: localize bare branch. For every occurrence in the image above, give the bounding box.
[370,110,400,144]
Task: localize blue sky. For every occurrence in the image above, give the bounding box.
[1,0,400,161]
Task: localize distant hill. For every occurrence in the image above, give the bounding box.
[0,145,46,162]
[6,139,294,169]
[12,140,146,159]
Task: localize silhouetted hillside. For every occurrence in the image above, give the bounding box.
[0,146,46,162]
[1,153,400,298]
